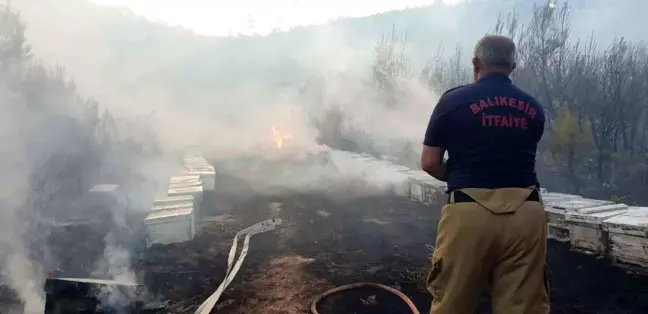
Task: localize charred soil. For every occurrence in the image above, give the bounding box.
[138,173,648,314]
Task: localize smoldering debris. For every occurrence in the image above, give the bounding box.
[43,277,166,314]
[34,183,154,313]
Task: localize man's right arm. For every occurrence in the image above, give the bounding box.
[421,96,452,181]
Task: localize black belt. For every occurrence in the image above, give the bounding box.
[449,189,540,204]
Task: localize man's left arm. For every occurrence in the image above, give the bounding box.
[421,97,451,181]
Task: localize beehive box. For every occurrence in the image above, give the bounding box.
[406,170,445,205]
[542,195,585,242]
[545,198,614,243]
[405,170,428,203]
[168,179,203,190]
[145,207,196,246]
[169,175,201,183]
[541,192,581,240]
[565,203,628,255]
[185,164,214,171]
[152,201,195,212]
[409,178,425,203]
[422,180,446,205]
[365,163,411,196]
[186,170,216,191]
[153,195,194,207]
[602,207,648,268]
[545,206,570,242]
[167,186,203,216]
[541,192,583,205]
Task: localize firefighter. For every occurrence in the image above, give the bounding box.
[420,35,549,314]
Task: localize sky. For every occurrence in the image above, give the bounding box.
[91,0,467,36]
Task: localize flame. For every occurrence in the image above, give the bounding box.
[272,125,293,149]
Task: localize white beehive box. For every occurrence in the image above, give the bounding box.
[541,192,583,205]
[544,198,579,242]
[545,206,570,242]
[406,170,445,205]
[551,198,612,210]
[365,163,411,196]
[422,180,447,205]
[186,170,216,191]
[565,203,628,255]
[154,195,194,207]
[145,207,195,246]
[168,179,203,190]
[168,186,203,217]
[409,177,424,203]
[546,198,614,243]
[405,170,428,203]
[602,206,648,268]
[186,164,214,171]
[153,201,194,212]
[169,175,201,183]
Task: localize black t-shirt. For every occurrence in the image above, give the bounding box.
[423,73,546,192]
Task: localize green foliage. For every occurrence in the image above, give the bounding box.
[550,107,593,153]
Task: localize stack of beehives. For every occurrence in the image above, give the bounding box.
[539,194,648,271]
[182,155,217,191]
[375,152,648,273]
[332,151,415,197]
[338,151,446,203]
[144,155,217,246]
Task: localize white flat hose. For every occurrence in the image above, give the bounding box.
[193,218,282,314]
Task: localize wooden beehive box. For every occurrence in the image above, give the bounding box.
[602,207,648,269]
[167,186,203,217]
[543,196,604,243]
[145,207,196,246]
[406,170,445,206]
[565,203,628,255]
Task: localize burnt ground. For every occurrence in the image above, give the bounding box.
[137,172,648,314]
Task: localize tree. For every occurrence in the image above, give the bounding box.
[0,7,162,309]
[0,4,30,87]
[421,44,471,95]
[372,24,411,107]
[421,1,648,203]
[549,107,593,192]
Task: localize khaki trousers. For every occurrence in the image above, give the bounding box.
[427,188,550,314]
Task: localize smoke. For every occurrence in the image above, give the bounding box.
[0,75,44,312]
[0,0,644,311]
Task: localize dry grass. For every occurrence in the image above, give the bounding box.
[228,255,328,314]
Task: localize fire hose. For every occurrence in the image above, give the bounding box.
[310,283,421,314]
[192,218,420,314]
[193,218,282,314]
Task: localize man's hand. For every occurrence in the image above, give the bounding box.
[421,145,447,181]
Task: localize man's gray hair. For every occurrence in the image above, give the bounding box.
[473,35,517,70]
